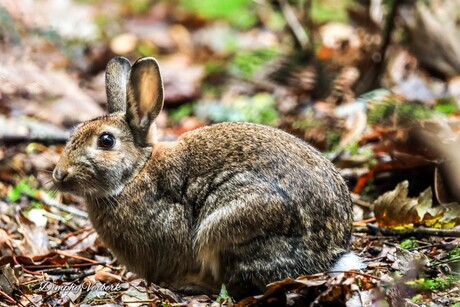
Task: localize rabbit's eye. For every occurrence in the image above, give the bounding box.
[98,133,115,149]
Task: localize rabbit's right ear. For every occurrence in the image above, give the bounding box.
[105,56,131,114]
[126,57,164,147]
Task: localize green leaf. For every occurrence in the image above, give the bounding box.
[169,103,195,122]
[434,96,459,114]
[400,238,419,249]
[216,284,234,304]
[7,177,36,202]
[231,48,279,79]
[311,0,350,22]
[195,93,278,125]
[181,0,257,28]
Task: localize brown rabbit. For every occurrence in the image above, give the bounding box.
[53,56,363,296]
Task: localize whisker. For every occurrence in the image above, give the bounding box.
[41,179,54,187]
[38,153,57,165]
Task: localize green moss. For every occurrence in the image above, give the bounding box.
[169,103,195,122]
[414,275,459,291]
[435,96,459,114]
[7,177,37,202]
[411,294,423,303]
[0,4,20,44]
[122,0,151,14]
[325,130,341,150]
[367,100,432,125]
[216,284,234,304]
[312,0,350,22]
[447,246,460,259]
[291,118,322,130]
[181,0,257,28]
[400,238,419,249]
[231,48,279,79]
[195,93,278,125]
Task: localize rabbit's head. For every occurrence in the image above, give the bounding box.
[53,57,164,197]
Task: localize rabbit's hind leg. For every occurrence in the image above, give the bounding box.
[221,235,331,296]
[193,183,293,282]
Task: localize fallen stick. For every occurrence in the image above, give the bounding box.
[30,191,88,219]
[0,115,70,145]
[366,223,460,237]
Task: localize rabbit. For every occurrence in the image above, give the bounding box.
[53,56,363,297]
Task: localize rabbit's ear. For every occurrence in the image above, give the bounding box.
[126,57,164,146]
[105,56,131,113]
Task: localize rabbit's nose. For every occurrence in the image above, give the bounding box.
[53,167,68,182]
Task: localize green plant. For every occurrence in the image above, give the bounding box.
[367,100,432,125]
[195,93,279,125]
[311,0,350,22]
[413,275,459,291]
[447,246,460,259]
[231,48,279,79]
[7,177,37,202]
[0,4,20,44]
[181,0,257,28]
[216,284,234,304]
[122,0,151,14]
[169,103,195,122]
[400,238,419,249]
[161,301,173,307]
[398,102,432,122]
[411,294,423,303]
[435,96,459,114]
[325,130,341,150]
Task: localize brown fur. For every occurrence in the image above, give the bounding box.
[53,57,353,297]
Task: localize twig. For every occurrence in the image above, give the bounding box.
[55,250,99,264]
[367,224,460,237]
[304,0,314,48]
[0,289,20,305]
[370,0,399,88]
[353,217,377,227]
[62,226,94,240]
[0,115,69,145]
[122,300,160,304]
[278,0,310,50]
[410,243,457,251]
[66,229,96,249]
[326,270,381,281]
[0,135,68,145]
[24,261,108,270]
[13,256,43,277]
[55,250,115,271]
[432,256,460,266]
[32,191,88,218]
[353,198,374,209]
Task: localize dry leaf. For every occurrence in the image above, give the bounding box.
[17,212,50,256]
[95,270,123,284]
[374,180,460,229]
[373,181,420,228]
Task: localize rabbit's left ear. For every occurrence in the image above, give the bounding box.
[105,56,131,113]
[126,57,164,146]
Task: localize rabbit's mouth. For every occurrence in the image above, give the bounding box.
[52,171,124,198]
[52,175,80,194]
[52,167,90,195]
